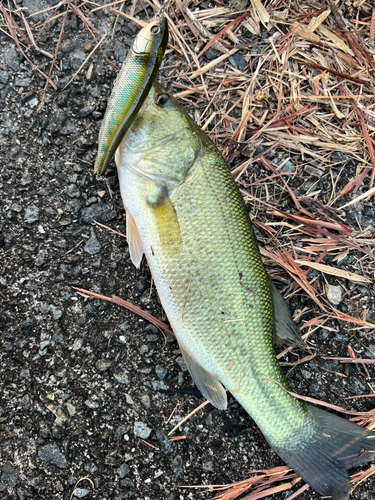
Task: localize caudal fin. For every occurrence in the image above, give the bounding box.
[274,405,375,500]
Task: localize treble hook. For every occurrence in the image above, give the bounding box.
[96,175,124,211]
[155,0,169,18]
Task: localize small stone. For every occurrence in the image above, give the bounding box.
[202,460,214,473]
[0,71,9,84]
[90,86,101,98]
[156,430,172,454]
[280,160,295,173]
[140,394,150,409]
[115,425,130,439]
[3,342,13,352]
[4,46,20,71]
[155,365,167,380]
[38,444,68,469]
[72,488,90,498]
[96,359,112,372]
[205,49,219,60]
[79,106,95,117]
[176,356,188,372]
[84,42,94,52]
[113,368,130,385]
[60,40,75,53]
[40,304,51,315]
[318,329,328,341]
[35,250,47,267]
[151,380,169,391]
[146,333,159,342]
[20,173,31,186]
[326,285,342,306]
[1,462,20,488]
[39,341,50,356]
[170,455,184,478]
[15,77,31,87]
[51,306,63,320]
[308,380,319,397]
[24,205,39,223]
[120,478,134,489]
[21,320,35,335]
[61,122,79,135]
[229,51,247,70]
[21,394,31,411]
[117,463,130,478]
[79,314,88,326]
[348,377,366,396]
[54,238,67,250]
[66,184,81,198]
[52,331,65,344]
[85,399,99,409]
[133,421,151,439]
[11,203,22,212]
[84,228,101,255]
[140,344,149,354]
[65,198,82,214]
[333,334,348,343]
[125,394,134,405]
[206,412,215,428]
[81,203,104,225]
[72,338,83,351]
[69,50,86,71]
[57,76,70,90]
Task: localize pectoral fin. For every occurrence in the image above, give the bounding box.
[271,282,304,346]
[126,210,144,268]
[179,344,227,410]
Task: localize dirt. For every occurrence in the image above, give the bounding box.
[1,1,375,500]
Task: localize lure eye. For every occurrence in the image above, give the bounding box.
[151,25,160,35]
[155,93,170,106]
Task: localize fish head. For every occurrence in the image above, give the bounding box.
[133,17,168,57]
[117,82,203,189]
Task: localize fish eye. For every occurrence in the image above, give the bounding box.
[155,93,170,106]
[151,25,160,35]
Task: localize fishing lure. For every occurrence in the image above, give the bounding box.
[95,15,168,175]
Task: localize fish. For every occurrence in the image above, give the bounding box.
[94,16,168,175]
[114,82,375,500]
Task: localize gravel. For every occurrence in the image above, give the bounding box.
[326,284,343,305]
[133,421,152,439]
[83,228,102,255]
[38,444,68,469]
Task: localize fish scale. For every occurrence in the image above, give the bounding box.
[115,82,375,500]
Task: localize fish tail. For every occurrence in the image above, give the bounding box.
[274,405,375,500]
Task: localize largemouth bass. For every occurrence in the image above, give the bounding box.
[115,83,375,499]
[95,16,168,175]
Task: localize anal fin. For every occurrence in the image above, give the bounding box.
[126,210,144,268]
[179,344,227,410]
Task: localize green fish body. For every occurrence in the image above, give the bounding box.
[115,83,375,500]
[95,17,168,175]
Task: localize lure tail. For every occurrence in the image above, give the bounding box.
[274,405,375,500]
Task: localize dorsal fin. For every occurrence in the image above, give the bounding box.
[271,282,304,346]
